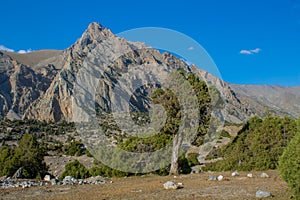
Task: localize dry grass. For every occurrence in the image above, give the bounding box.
[0,170,291,200]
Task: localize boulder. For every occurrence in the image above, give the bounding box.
[208,176,217,181]
[260,173,269,178]
[44,175,51,181]
[163,181,178,190]
[51,179,57,185]
[217,175,224,181]
[63,176,75,185]
[231,171,239,177]
[256,190,271,198]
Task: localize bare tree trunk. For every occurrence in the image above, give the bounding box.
[169,132,183,175]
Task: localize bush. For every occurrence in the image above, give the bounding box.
[89,164,129,177]
[64,141,87,156]
[220,130,231,138]
[205,115,297,171]
[186,153,200,167]
[61,160,90,180]
[278,118,300,200]
[0,134,47,179]
[178,154,191,174]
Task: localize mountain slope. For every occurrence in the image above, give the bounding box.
[231,84,300,119]
[0,22,299,123]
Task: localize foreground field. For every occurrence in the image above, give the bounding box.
[0,170,291,200]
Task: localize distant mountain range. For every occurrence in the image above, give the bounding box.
[0,22,299,123]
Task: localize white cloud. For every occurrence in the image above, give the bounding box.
[240,50,252,55]
[0,45,14,52]
[240,48,261,55]
[250,48,261,53]
[188,46,194,51]
[17,49,33,54]
[0,45,34,54]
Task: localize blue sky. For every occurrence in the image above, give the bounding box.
[0,0,300,86]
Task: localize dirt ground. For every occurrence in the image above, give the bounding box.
[0,170,291,200]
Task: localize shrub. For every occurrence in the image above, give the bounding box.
[64,141,86,156]
[178,154,191,174]
[89,164,129,177]
[186,153,200,167]
[61,160,90,180]
[278,118,300,200]
[220,130,231,138]
[0,134,47,179]
[205,115,297,171]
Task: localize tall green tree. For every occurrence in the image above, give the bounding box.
[0,134,47,178]
[278,117,300,200]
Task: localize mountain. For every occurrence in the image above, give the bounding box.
[231,84,300,119]
[0,22,299,123]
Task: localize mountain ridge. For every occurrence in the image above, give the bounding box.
[0,22,299,123]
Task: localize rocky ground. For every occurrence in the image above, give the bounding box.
[0,170,291,200]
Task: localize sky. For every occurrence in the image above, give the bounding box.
[0,0,300,86]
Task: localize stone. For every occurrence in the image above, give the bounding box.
[78,179,84,185]
[163,181,178,190]
[63,176,74,185]
[208,176,217,181]
[247,173,253,178]
[51,179,57,185]
[217,175,224,181]
[21,181,29,189]
[260,173,269,178]
[256,190,271,198]
[231,171,239,177]
[44,175,51,181]
[63,176,73,181]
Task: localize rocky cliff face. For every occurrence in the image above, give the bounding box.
[0,22,299,123]
[0,51,58,120]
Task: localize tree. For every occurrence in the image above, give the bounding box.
[0,134,47,178]
[278,117,300,200]
[205,115,297,171]
[151,88,181,175]
[151,72,211,175]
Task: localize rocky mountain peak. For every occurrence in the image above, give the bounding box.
[79,22,115,45]
[0,22,299,123]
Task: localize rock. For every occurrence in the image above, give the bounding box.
[191,165,201,174]
[78,179,84,185]
[208,176,217,181]
[163,181,178,190]
[51,179,57,185]
[44,175,51,181]
[231,171,239,177]
[63,176,73,181]
[247,173,253,178]
[63,176,75,185]
[217,175,224,181]
[260,173,269,178]
[21,181,29,189]
[256,190,271,198]
[85,176,101,184]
